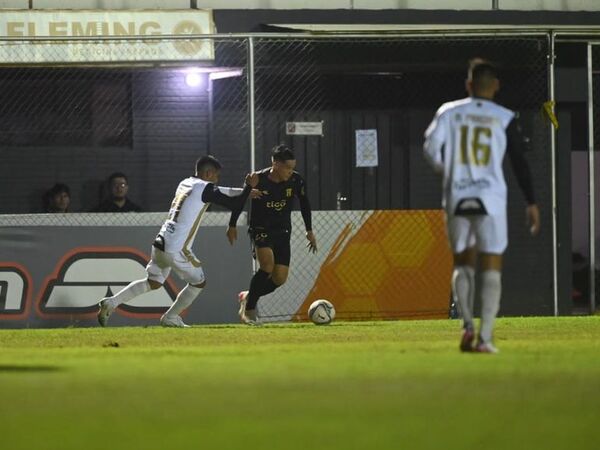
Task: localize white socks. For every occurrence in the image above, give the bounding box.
[164,284,203,318]
[104,280,202,322]
[453,265,502,343]
[108,279,151,308]
[479,270,502,343]
[452,266,475,329]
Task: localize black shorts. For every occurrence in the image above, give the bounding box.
[250,227,291,266]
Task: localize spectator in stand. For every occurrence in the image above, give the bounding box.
[44,183,71,213]
[93,172,142,212]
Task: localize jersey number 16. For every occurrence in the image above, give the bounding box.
[459,125,491,166]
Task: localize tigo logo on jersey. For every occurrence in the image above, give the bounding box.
[267,200,287,211]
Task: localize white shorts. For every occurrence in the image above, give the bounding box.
[145,246,205,285]
[446,213,508,255]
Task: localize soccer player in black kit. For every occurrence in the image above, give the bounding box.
[227,144,317,324]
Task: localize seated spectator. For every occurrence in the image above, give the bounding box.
[44,183,71,213]
[93,172,142,212]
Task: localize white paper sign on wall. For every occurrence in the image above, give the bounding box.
[355,129,378,167]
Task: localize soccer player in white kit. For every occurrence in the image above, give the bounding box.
[97,155,258,328]
[424,60,540,353]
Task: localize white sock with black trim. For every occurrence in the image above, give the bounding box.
[479,270,502,343]
[165,284,202,318]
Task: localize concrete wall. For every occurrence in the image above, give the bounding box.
[1,0,600,11]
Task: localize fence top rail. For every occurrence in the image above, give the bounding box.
[1,28,599,43]
[2,22,600,43]
[0,212,247,227]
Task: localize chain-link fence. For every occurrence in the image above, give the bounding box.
[251,35,553,320]
[0,33,555,322]
[0,36,249,219]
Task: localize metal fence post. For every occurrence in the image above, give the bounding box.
[549,32,559,316]
[247,36,256,174]
[588,43,596,314]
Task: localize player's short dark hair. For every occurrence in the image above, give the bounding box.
[108,172,128,184]
[468,59,498,89]
[196,155,222,173]
[271,144,295,162]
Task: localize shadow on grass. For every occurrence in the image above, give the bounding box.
[0,365,62,373]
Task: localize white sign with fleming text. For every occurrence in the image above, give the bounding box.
[286,121,324,136]
[0,10,215,63]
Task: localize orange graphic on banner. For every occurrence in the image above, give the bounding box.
[296,210,453,320]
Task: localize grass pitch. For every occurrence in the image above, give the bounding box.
[0,317,599,450]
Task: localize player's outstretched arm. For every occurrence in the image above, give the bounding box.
[202,183,251,211]
[216,173,259,197]
[201,176,255,245]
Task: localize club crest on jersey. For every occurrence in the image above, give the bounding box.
[285,188,293,197]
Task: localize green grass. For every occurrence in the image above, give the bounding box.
[1,317,599,450]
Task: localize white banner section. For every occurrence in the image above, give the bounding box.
[0,10,215,63]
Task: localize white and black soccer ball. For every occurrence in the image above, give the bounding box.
[308,299,336,325]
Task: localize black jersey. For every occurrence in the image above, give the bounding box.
[249,168,312,232]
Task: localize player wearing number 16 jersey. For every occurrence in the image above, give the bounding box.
[97,156,256,328]
[424,60,540,353]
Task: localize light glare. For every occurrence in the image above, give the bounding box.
[185,72,202,87]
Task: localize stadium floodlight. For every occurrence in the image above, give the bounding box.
[185,72,202,88]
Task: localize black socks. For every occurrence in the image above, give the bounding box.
[246,269,280,310]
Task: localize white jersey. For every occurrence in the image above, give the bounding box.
[424,97,515,215]
[158,177,242,254]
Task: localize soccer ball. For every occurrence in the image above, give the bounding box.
[308,299,336,325]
